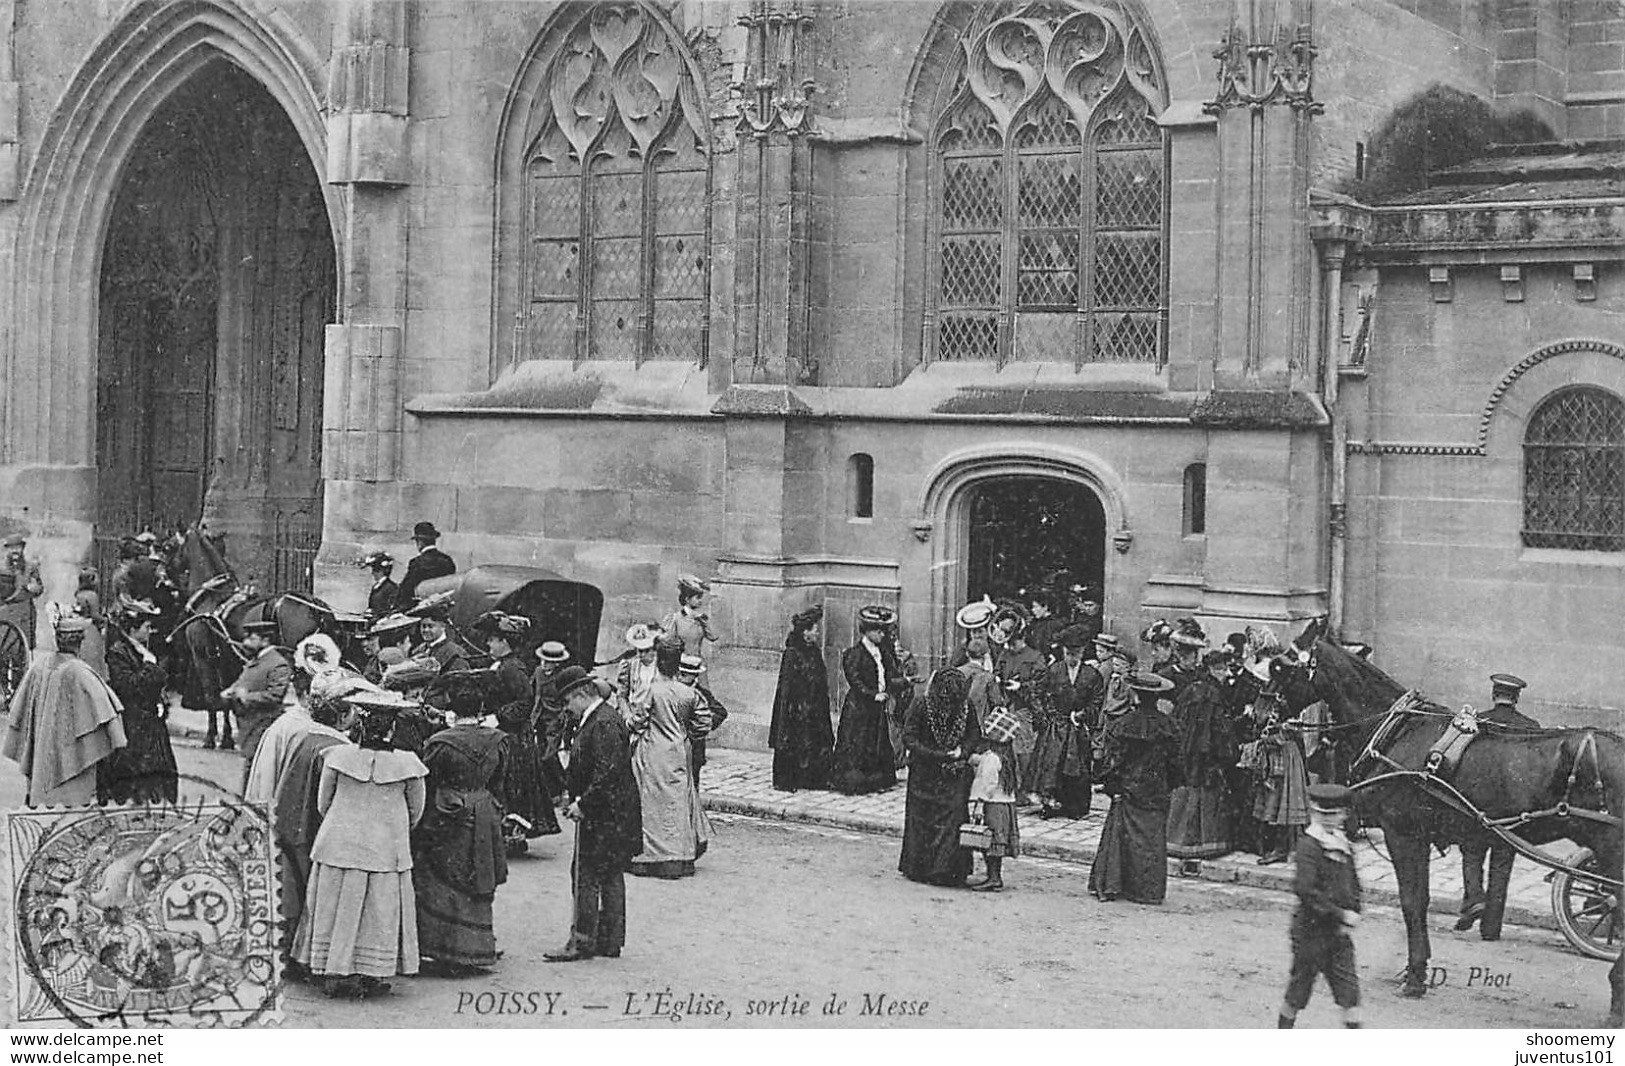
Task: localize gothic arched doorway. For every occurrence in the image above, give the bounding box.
[965,477,1106,606]
[95,59,335,591]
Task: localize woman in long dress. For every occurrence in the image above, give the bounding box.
[97,600,177,804]
[294,698,427,998]
[628,635,711,879]
[830,615,897,795]
[477,612,560,849]
[415,671,511,974]
[768,606,832,791]
[1089,672,1182,905]
[898,668,977,887]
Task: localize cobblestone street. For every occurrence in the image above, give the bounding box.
[1,736,1609,1029]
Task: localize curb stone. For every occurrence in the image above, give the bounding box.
[701,792,1559,934]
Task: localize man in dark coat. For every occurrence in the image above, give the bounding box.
[547,667,642,963]
[394,521,456,611]
[360,551,398,620]
[1166,650,1234,861]
[1278,783,1364,1029]
[221,620,291,791]
[1039,625,1104,817]
[1455,673,1542,941]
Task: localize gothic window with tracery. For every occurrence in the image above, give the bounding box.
[1523,386,1625,552]
[523,3,710,364]
[930,2,1167,367]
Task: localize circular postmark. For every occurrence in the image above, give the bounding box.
[11,782,281,1028]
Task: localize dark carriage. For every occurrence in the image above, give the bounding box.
[414,565,603,668]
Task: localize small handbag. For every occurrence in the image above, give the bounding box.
[958,801,993,851]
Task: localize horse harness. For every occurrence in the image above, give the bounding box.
[1345,689,1623,887]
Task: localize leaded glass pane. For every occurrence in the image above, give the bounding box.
[940,235,1003,306]
[591,168,643,238]
[1014,92,1078,149]
[651,299,704,361]
[1017,231,1079,307]
[591,236,642,298]
[1013,311,1074,361]
[1093,92,1159,147]
[1018,154,1081,227]
[529,240,578,299]
[526,302,576,360]
[1088,311,1160,363]
[1095,149,1162,229]
[590,298,640,361]
[942,156,1005,231]
[1092,232,1161,310]
[1523,388,1625,550]
[529,171,579,237]
[939,311,999,361]
[653,234,705,299]
[656,168,707,234]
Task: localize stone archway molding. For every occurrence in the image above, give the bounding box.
[916,442,1130,665]
[1348,338,1625,457]
[919,441,1131,534]
[4,0,334,478]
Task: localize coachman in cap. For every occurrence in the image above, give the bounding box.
[395,521,456,612]
[0,532,43,649]
[1454,673,1541,941]
[1278,783,1364,1029]
[221,619,293,791]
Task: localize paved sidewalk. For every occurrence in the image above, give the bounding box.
[165,706,1570,933]
[698,747,1573,934]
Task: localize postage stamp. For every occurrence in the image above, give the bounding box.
[1,797,281,1028]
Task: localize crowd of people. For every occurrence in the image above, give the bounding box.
[763,583,1321,897]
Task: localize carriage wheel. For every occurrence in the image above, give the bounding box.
[0,619,28,712]
[1553,849,1623,961]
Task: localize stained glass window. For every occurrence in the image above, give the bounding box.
[522,4,710,364]
[930,4,1167,367]
[1523,387,1625,551]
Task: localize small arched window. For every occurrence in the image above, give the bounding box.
[1523,386,1624,551]
[848,453,875,519]
[1182,462,1207,536]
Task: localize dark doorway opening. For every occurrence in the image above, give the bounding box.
[95,60,334,592]
[965,476,1105,605]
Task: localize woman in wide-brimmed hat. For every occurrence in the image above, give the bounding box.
[768,605,833,791]
[899,667,977,887]
[1089,671,1181,905]
[294,693,428,999]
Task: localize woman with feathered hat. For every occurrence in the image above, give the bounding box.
[476,611,561,849]
[97,598,177,804]
[414,670,511,975]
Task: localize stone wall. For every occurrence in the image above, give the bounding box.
[1341,264,1625,728]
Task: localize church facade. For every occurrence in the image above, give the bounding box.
[0,0,1618,741]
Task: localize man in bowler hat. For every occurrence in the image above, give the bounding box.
[547,667,642,962]
[1455,673,1541,940]
[395,521,456,611]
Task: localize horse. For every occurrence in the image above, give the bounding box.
[1267,618,1624,1024]
[161,523,348,749]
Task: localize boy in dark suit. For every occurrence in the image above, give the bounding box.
[547,667,642,962]
[1278,783,1363,1029]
